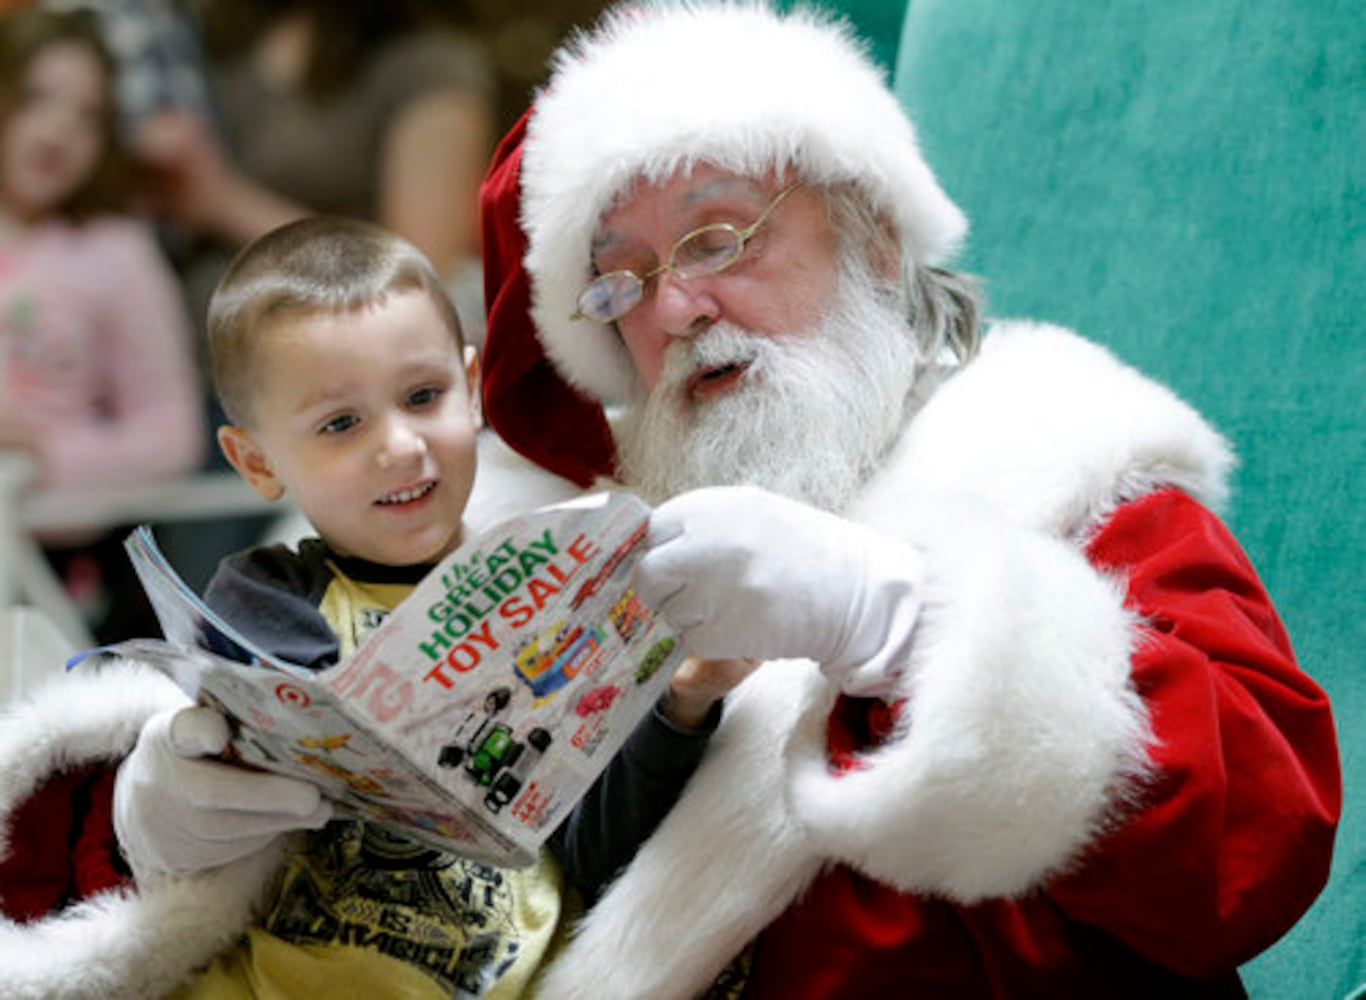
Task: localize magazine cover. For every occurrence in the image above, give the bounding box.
[117,492,686,867]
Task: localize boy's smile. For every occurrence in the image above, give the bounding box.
[219,290,480,567]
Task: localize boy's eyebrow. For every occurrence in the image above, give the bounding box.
[288,356,461,415]
[288,382,359,419]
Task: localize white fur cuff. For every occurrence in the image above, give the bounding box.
[790,497,1151,901]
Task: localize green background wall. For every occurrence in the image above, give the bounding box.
[778,0,907,75]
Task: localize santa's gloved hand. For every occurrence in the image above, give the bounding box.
[632,486,925,697]
[114,705,332,881]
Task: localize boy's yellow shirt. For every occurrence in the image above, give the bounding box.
[172,556,573,998]
[175,850,568,1000]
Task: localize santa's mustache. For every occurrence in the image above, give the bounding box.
[655,325,772,400]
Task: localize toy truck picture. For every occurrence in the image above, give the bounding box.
[513,621,602,698]
[635,635,676,685]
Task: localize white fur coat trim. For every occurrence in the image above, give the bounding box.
[541,324,1229,997]
[870,319,1234,539]
[539,663,836,999]
[0,661,286,1000]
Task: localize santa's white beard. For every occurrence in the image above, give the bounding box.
[616,262,922,513]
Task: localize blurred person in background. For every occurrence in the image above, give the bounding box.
[45,0,217,139]
[0,5,203,641]
[135,0,496,344]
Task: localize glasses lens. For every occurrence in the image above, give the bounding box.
[576,273,643,323]
[672,225,743,279]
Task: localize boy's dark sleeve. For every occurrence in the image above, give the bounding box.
[203,542,340,670]
[549,698,722,903]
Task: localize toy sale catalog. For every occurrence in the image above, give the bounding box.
[113,492,686,868]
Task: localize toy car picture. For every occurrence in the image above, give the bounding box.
[570,522,647,609]
[608,590,650,642]
[575,684,621,717]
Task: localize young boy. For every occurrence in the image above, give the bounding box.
[103,217,725,996]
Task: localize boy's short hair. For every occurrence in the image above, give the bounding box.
[208,216,466,426]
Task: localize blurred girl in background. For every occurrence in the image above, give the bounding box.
[0,6,203,640]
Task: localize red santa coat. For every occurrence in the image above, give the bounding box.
[535,322,1340,998]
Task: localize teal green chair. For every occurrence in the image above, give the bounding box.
[778,0,906,75]
[893,2,1363,996]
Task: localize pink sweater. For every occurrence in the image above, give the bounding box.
[0,217,204,490]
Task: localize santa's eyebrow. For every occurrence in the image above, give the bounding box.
[589,177,769,258]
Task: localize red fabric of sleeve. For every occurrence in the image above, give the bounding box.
[71,766,129,899]
[0,764,129,921]
[1053,488,1341,975]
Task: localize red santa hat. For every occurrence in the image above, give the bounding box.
[481,1,967,486]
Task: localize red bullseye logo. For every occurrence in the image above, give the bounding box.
[276,683,312,709]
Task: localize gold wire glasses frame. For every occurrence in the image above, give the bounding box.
[571,181,802,324]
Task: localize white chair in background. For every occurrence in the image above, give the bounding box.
[0,605,77,706]
[0,452,285,650]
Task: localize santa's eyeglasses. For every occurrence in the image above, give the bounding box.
[571,182,800,324]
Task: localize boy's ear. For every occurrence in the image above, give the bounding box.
[464,345,483,430]
[217,425,285,501]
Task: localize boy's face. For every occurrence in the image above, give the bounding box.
[219,290,480,567]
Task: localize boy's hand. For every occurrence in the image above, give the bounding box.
[114,705,332,881]
[632,486,925,698]
[662,656,759,729]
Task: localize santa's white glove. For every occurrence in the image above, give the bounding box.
[632,486,925,697]
[114,705,332,881]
